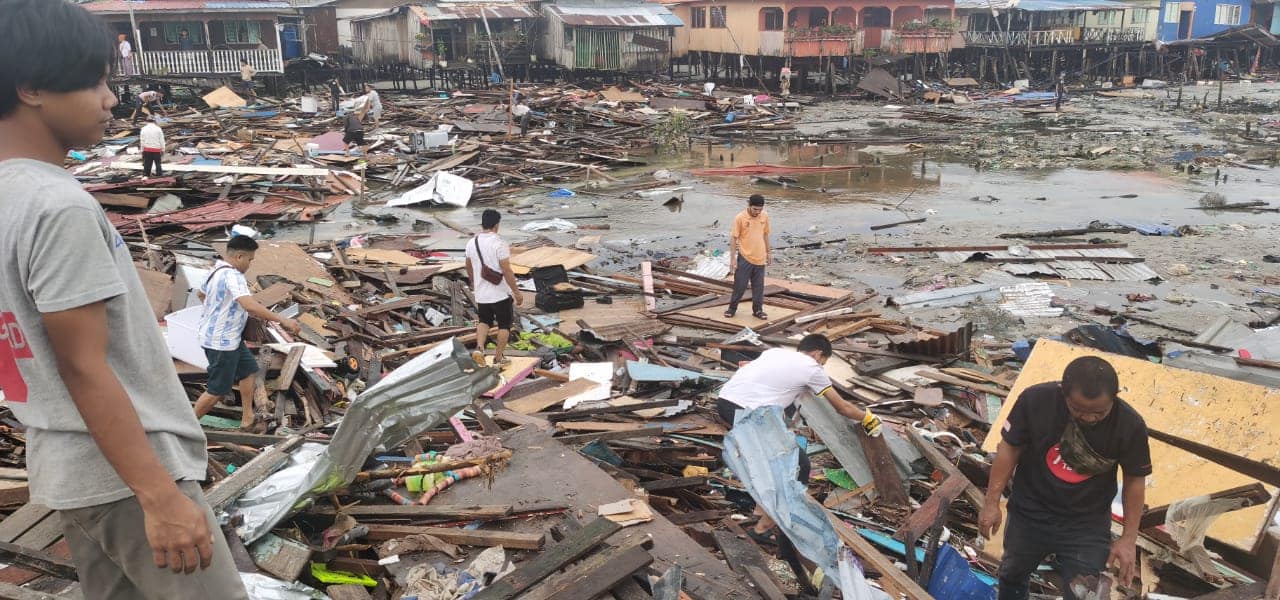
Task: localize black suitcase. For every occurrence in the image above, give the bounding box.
[530,265,584,311]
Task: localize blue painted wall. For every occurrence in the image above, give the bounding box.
[1156,0,1251,40]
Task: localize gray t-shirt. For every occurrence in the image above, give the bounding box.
[0,158,207,510]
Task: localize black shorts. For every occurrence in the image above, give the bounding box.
[203,342,259,396]
[477,297,514,330]
[715,398,810,483]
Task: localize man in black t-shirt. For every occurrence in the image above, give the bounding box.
[979,356,1152,599]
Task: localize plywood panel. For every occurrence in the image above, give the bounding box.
[679,301,798,327]
[509,246,596,275]
[981,339,1280,550]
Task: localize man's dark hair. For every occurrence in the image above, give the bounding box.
[0,0,114,118]
[1061,356,1120,399]
[748,194,765,207]
[797,334,833,358]
[227,235,259,253]
[481,209,501,230]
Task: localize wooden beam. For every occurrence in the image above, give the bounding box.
[504,379,600,415]
[362,524,544,549]
[1139,483,1270,529]
[306,504,514,520]
[556,426,667,445]
[472,517,622,600]
[915,370,1009,397]
[712,529,788,600]
[0,541,78,580]
[858,432,910,508]
[205,435,305,511]
[546,399,682,422]
[639,476,708,492]
[110,161,332,176]
[905,428,985,509]
[825,509,933,600]
[893,475,969,546]
[520,542,653,600]
[1149,428,1280,488]
[666,510,731,526]
[271,346,306,392]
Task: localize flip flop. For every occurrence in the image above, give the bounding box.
[746,528,776,545]
[723,310,736,319]
[753,311,769,320]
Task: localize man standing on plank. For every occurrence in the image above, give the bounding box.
[725,193,771,321]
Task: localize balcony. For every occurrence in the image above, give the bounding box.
[1080,27,1147,43]
[888,28,958,53]
[116,48,284,77]
[961,28,1077,47]
[785,27,865,56]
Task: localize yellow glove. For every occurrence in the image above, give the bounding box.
[861,411,882,438]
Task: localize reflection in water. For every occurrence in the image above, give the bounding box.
[680,140,942,201]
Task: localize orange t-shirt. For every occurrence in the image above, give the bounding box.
[732,209,770,266]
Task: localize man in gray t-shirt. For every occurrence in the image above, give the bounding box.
[0,1,246,597]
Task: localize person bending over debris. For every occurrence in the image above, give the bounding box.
[465,209,523,366]
[343,109,365,147]
[130,88,165,124]
[0,1,249,596]
[361,83,382,129]
[980,356,1151,600]
[193,235,299,430]
[140,115,164,177]
[716,334,881,543]
[725,193,771,320]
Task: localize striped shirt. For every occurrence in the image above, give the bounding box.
[197,260,251,351]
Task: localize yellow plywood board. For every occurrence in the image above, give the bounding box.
[679,301,798,327]
[509,246,596,275]
[981,339,1280,550]
[203,85,246,108]
[344,248,421,266]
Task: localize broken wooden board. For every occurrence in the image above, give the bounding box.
[438,425,755,598]
[520,542,653,600]
[600,87,648,103]
[203,85,247,108]
[250,533,311,582]
[244,241,352,304]
[362,525,543,549]
[482,356,539,398]
[135,266,173,321]
[0,480,28,507]
[558,299,648,336]
[472,518,622,600]
[93,192,150,209]
[343,248,421,266]
[206,435,306,511]
[252,282,296,308]
[762,277,850,301]
[112,161,330,177]
[678,301,799,327]
[981,339,1280,550]
[503,379,600,414]
[509,246,596,275]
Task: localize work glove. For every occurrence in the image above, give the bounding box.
[861,411,882,438]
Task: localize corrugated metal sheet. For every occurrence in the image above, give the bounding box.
[84,0,291,13]
[997,283,1063,318]
[1097,262,1160,282]
[888,322,974,357]
[998,261,1159,281]
[1194,316,1280,360]
[547,3,683,27]
[888,283,1001,310]
[935,248,1138,264]
[416,2,537,23]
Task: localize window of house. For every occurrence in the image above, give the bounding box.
[690,7,707,28]
[223,21,262,44]
[1095,10,1118,25]
[1164,2,1181,22]
[1214,3,1241,24]
[761,7,784,30]
[710,6,727,28]
[163,22,206,45]
[1130,8,1150,23]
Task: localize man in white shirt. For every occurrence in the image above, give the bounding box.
[464,209,523,365]
[129,89,165,124]
[717,334,881,541]
[361,83,382,129]
[139,116,164,178]
[117,34,135,76]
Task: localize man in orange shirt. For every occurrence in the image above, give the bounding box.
[726,194,771,320]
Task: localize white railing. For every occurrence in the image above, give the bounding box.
[961,28,1076,46]
[124,49,283,76]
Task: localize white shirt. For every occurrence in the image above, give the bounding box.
[140,123,165,152]
[139,90,161,103]
[465,232,511,304]
[197,260,252,350]
[364,90,382,114]
[718,348,833,411]
[512,103,530,117]
[118,40,132,57]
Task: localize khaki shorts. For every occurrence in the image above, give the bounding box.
[59,481,249,600]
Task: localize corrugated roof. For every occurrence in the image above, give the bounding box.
[956,0,1136,10]
[84,0,292,13]
[546,3,683,27]
[415,2,537,23]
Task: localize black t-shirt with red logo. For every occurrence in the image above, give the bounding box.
[1002,382,1152,524]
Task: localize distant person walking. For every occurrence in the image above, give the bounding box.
[725,194,771,320]
[140,116,164,178]
[464,209,523,366]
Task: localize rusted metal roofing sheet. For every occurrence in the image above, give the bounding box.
[416,2,537,22]
[888,322,974,357]
[546,3,683,27]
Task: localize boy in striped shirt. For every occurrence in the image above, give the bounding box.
[193,235,299,429]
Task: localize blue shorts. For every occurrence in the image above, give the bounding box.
[203,342,259,396]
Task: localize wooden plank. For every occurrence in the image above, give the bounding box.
[250,533,311,582]
[252,282,296,308]
[745,566,787,600]
[666,510,731,526]
[905,428,985,509]
[0,582,64,600]
[0,506,53,544]
[858,433,910,508]
[556,426,675,444]
[326,584,373,600]
[306,504,513,520]
[111,161,330,176]
[546,399,681,422]
[205,435,305,511]
[825,509,932,600]
[0,481,29,508]
[92,192,150,208]
[203,430,302,447]
[640,261,656,312]
[509,246,597,275]
[1189,582,1266,600]
[893,475,969,545]
[520,543,654,600]
[650,565,683,600]
[712,529,786,600]
[472,518,622,600]
[12,514,62,551]
[272,346,306,392]
[505,379,601,415]
[915,370,1009,397]
[0,541,77,580]
[1139,484,1270,529]
[326,556,386,579]
[639,477,708,492]
[362,525,544,549]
